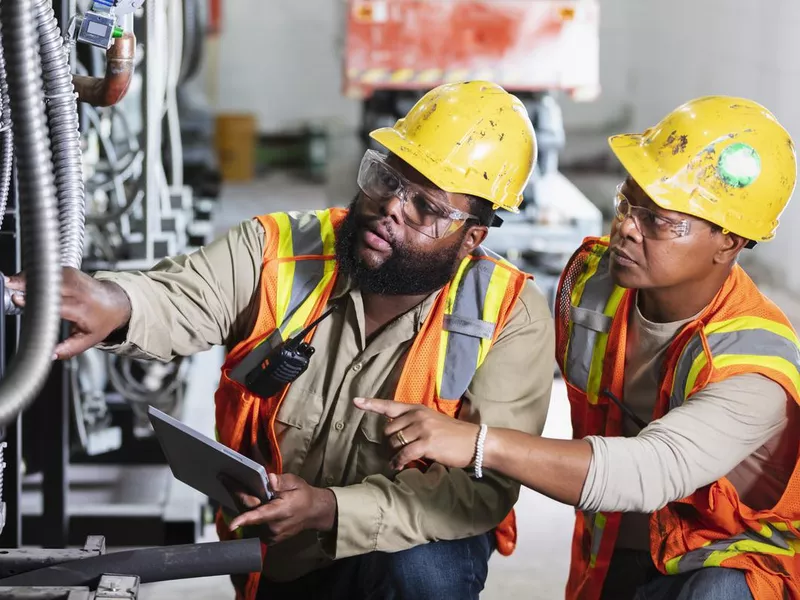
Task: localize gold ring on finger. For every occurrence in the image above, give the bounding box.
[395,430,408,446]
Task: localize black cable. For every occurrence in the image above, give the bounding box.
[602,388,649,431]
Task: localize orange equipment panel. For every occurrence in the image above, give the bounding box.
[344,0,600,100]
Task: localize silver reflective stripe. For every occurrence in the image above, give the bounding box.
[280,212,329,333]
[672,528,795,573]
[571,306,612,333]
[670,328,800,409]
[440,258,495,400]
[565,251,614,392]
[585,512,606,568]
[287,211,323,256]
[443,315,495,339]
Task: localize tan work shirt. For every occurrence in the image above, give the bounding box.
[95,219,555,581]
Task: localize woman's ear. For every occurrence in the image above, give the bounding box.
[714,231,748,265]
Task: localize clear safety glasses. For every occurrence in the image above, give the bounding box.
[613,184,693,240]
[356,150,479,239]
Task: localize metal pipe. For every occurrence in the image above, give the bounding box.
[34,0,86,270]
[0,539,264,587]
[0,0,63,423]
[72,32,136,108]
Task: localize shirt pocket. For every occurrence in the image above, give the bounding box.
[353,411,395,482]
[274,388,324,471]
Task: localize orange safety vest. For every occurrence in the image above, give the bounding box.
[213,208,531,599]
[555,236,800,600]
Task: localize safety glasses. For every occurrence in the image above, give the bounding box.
[613,184,693,240]
[356,150,479,239]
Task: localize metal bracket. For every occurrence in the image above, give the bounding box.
[95,575,139,599]
[0,536,105,579]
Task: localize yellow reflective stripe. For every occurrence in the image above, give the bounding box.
[280,261,336,339]
[705,317,800,347]
[273,213,295,329]
[686,353,800,400]
[769,520,800,532]
[588,512,607,569]
[586,286,625,404]
[478,265,512,366]
[437,260,471,397]
[701,538,799,568]
[279,211,337,337]
[664,540,712,575]
[564,250,602,369]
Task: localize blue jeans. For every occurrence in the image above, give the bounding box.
[634,568,755,600]
[256,532,495,600]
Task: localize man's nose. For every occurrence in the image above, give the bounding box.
[379,194,405,225]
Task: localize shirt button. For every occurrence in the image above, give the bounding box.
[334,420,345,432]
[325,475,335,485]
[352,363,362,373]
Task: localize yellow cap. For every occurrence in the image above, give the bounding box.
[369,81,537,212]
[609,96,797,242]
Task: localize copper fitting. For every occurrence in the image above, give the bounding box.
[73,31,136,107]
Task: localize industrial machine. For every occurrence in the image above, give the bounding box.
[0,0,260,596]
[343,0,605,310]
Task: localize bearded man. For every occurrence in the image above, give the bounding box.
[7,81,554,600]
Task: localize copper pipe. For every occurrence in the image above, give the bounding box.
[73,32,136,107]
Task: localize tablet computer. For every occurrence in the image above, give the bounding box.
[147,405,273,512]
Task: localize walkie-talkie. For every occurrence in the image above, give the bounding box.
[243,306,337,399]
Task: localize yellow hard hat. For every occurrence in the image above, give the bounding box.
[369,81,537,213]
[609,96,797,242]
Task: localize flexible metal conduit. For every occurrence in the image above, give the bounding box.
[0,41,12,230]
[0,0,63,423]
[0,539,264,586]
[34,0,85,270]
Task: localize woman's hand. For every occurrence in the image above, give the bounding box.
[354,397,480,470]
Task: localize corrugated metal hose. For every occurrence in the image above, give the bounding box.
[0,0,87,425]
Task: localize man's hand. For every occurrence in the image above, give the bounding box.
[353,397,480,470]
[224,473,337,545]
[5,267,132,360]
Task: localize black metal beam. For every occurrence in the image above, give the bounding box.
[0,161,21,550]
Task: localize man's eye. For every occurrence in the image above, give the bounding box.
[411,195,443,216]
[377,172,398,189]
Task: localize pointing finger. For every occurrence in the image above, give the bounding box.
[354,397,414,419]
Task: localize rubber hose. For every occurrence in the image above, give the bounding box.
[0,0,63,423]
[0,539,264,586]
[34,0,85,270]
[0,39,12,229]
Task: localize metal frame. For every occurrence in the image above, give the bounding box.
[0,536,139,599]
[3,0,205,551]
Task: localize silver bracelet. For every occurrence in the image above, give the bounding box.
[474,424,488,479]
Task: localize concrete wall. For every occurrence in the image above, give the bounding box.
[215,1,360,133]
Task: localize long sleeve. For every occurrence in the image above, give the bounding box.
[330,281,555,557]
[579,373,790,513]
[93,219,265,361]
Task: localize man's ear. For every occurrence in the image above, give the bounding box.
[458,224,488,259]
[714,231,748,265]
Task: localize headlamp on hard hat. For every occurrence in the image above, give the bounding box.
[357,150,481,239]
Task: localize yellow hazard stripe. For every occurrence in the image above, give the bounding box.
[350,68,502,85]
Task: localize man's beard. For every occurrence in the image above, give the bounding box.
[335,198,466,296]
